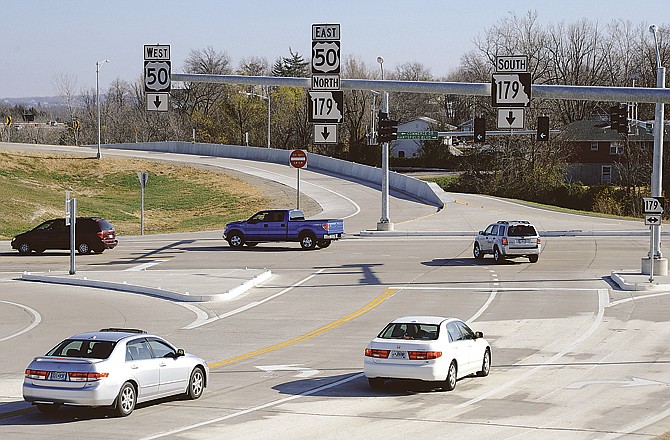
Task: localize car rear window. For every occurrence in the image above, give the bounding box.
[508,225,537,237]
[96,219,114,231]
[378,323,439,340]
[47,339,116,359]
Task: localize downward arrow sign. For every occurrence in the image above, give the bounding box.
[506,111,516,125]
[153,95,162,109]
[321,126,330,140]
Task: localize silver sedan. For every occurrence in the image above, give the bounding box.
[23,328,209,416]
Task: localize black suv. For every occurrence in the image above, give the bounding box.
[11,218,118,255]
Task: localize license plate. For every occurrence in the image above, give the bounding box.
[390,350,407,360]
[50,371,67,381]
[517,239,527,244]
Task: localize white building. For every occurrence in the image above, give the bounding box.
[392,117,456,158]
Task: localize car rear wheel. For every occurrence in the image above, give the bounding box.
[300,233,316,250]
[227,232,245,248]
[114,382,136,417]
[473,243,484,259]
[493,247,504,264]
[186,367,205,400]
[529,254,539,263]
[77,242,92,254]
[316,239,331,248]
[477,349,491,377]
[36,402,60,414]
[368,378,385,389]
[443,361,457,391]
[17,242,32,255]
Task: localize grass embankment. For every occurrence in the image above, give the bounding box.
[0,150,269,239]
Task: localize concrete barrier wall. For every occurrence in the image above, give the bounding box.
[105,142,448,207]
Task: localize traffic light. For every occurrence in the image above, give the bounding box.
[609,105,628,134]
[536,116,549,141]
[474,117,485,143]
[378,117,398,143]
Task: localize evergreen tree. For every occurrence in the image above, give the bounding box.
[271,48,308,77]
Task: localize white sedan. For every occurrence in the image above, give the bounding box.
[363,316,491,390]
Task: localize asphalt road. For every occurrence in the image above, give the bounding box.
[1,143,669,439]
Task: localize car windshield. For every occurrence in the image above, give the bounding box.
[378,323,439,340]
[47,339,116,359]
[507,225,537,237]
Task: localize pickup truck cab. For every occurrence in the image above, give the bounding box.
[224,209,344,250]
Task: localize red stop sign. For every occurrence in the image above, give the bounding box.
[289,149,307,168]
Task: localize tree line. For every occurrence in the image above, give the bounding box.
[2,12,668,215]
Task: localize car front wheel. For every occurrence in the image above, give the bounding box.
[477,349,491,377]
[114,382,136,417]
[186,367,205,400]
[227,232,245,248]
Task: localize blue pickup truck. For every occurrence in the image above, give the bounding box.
[223,209,344,250]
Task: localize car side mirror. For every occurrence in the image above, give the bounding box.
[478,231,484,235]
[177,349,185,357]
[475,331,483,339]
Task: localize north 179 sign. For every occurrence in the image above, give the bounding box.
[308,91,344,123]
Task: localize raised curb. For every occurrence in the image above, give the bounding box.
[20,269,273,302]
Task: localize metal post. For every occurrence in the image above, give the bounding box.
[69,198,76,275]
[96,59,108,159]
[650,225,655,282]
[296,167,300,210]
[267,89,271,148]
[651,64,666,259]
[377,90,393,230]
[141,183,145,236]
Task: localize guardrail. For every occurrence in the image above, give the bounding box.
[103,141,450,208]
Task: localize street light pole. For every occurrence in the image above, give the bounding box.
[645,25,667,276]
[96,59,109,159]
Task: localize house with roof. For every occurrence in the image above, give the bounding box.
[391,117,456,158]
[558,117,657,185]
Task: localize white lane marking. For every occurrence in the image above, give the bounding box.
[177,303,209,328]
[455,289,609,409]
[256,364,320,378]
[139,372,363,440]
[389,286,598,291]
[0,301,42,342]
[467,288,497,323]
[125,260,167,271]
[599,406,670,440]
[607,291,670,307]
[182,269,326,330]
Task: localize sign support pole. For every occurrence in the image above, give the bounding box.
[296,168,300,210]
[377,91,393,231]
[69,198,76,275]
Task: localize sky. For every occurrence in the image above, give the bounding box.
[1,0,668,99]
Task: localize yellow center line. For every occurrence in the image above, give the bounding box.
[208,287,398,369]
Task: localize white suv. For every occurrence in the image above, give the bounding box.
[473,221,541,263]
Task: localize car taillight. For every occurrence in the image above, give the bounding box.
[501,237,508,245]
[408,351,442,360]
[62,372,109,382]
[322,223,330,232]
[25,369,49,380]
[97,231,104,238]
[365,348,390,358]
[537,237,541,244]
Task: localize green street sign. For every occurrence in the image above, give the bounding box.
[396,131,439,140]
